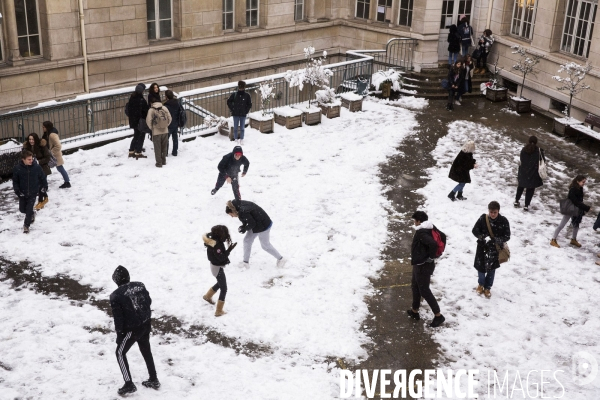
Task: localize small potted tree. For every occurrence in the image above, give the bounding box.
[248,80,276,133]
[484,56,508,102]
[285,46,333,106]
[551,62,591,136]
[315,87,341,119]
[509,45,543,113]
[371,69,402,99]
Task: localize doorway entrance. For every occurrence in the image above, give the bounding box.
[438,0,473,62]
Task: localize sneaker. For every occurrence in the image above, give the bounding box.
[484,289,492,298]
[142,378,161,390]
[210,189,217,195]
[523,206,529,211]
[454,100,461,106]
[117,382,137,395]
[550,239,560,248]
[59,182,71,189]
[276,257,287,268]
[23,225,30,234]
[239,261,249,269]
[476,285,484,295]
[570,238,582,248]
[513,201,520,208]
[406,309,420,320]
[240,139,244,145]
[430,314,445,327]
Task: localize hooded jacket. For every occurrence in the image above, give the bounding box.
[203,233,231,267]
[411,221,439,266]
[217,146,250,176]
[228,199,272,233]
[227,90,252,116]
[12,159,48,197]
[447,25,461,53]
[449,151,476,183]
[109,266,152,333]
[127,85,150,130]
[23,139,52,175]
[146,102,173,135]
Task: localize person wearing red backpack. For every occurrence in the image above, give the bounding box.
[406,211,446,328]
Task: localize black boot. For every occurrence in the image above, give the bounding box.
[457,191,467,200]
[117,381,137,395]
[142,377,161,389]
[448,191,456,201]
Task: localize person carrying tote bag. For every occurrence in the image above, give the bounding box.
[514,136,545,211]
[551,175,590,248]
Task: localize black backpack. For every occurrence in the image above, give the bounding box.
[178,103,187,128]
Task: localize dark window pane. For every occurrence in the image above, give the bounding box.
[400,9,407,25]
[0,38,3,61]
[18,37,29,57]
[159,19,171,38]
[225,0,233,12]
[147,0,156,21]
[226,13,233,29]
[26,0,39,35]
[15,0,28,36]
[252,0,258,8]
[148,21,156,40]
[246,0,251,8]
[159,0,171,19]
[28,35,40,56]
[408,10,412,26]
[251,10,258,26]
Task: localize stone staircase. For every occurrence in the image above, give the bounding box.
[402,67,491,100]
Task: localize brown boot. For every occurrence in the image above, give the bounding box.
[476,285,484,295]
[550,239,560,248]
[202,288,216,305]
[135,152,147,160]
[570,238,582,248]
[484,289,491,298]
[128,151,135,158]
[215,300,226,317]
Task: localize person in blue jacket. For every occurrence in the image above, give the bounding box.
[12,150,48,234]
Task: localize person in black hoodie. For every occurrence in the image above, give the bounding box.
[147,83,162,105]
[551,175,590,248]
[447,24,461,67]
[406,211,445,327]
[448,140,477,201]
[514,136,545,211]
[163,90,181,157]
[210,145,250,200]
[226,199,286,268]
[109,266,159,395]
[446,61,464,111]
[202,225,237,316]
[127,83,149,159]
[226,81,252,145]
[12,150,48,234]
[472,201,511,298]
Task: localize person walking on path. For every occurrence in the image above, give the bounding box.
[475,29,494,73]
[13,150,48,234]
[514,136,545,211]
[127,83,149,160]
[446,61,464,110]
[227,81,252,145]
[110,266,160,395]
[447,24,461,67]
[23,133,51,210]
[146,100,172,168]
[202,225,237,317]
[550,175,590,248]
[210,146,249,200]
[458,16,474,57]
[472,201,511,298]
[448,140,477,201]
[42,121,71,188]
[147,83,162,105]
[406,211,446,328]
[163,90,181,157]
[225,200,286,268]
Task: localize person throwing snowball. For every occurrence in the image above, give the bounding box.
[211,146,249,200]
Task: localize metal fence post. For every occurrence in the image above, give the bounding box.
[87,100,93,134]
[18,114,24,142]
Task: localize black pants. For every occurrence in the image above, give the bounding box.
[115,320,157,383]
[411,262,440,314]
[211,267,228,301]
[129,128,145,153]
[478,51,489,68]
[515,187,535,207]
[19,195,36,227]
[448,88,459,103]
[214,173,241,200]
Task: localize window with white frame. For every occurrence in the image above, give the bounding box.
[15,0,41,57]
[510,0,538,40]
[356,0,370,19]
[147,0,172,40]
[458,0,472,22]
[223,0,234,30]
[246,0,259,26]
[440,0,454,28]
[376,0,392,22]
[399,0,414,27]
[561,0,597,58]
[294,0,304,21]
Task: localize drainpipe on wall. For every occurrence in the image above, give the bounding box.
[486,0,494,29]
[78,0,89,93]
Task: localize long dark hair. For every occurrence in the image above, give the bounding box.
[211,225,232,246]
[569,174,587,189]
[524,135,538,154]
[25,132,42,152]
[42,121,54,144]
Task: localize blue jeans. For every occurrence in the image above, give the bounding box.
[448,52,458,66]
[56,165,70,182]
[452,182,466,192]
[461,42,470,57]
[478,270,495,290]
[233,116,245,140]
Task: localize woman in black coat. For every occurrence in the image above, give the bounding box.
[23,133,52,209]
[514,136,545,211]
[147,83,162,105]
[446,61,464,111]
[448,140,477,201]
[202,225,237,317]
[551,175,590,248]
[127,83,149,159]
[447,24,461,67]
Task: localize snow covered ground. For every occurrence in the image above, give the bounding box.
[420,121,600,399]
[0,100,419,398]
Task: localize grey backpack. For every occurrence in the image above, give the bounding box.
[151,106,170,130]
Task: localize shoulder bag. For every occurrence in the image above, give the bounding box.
[485,215,510,264]
[559,198,579,216]
[538,149,548,180]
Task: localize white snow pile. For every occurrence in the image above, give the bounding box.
[369,96,429,110]
[0,99,420,398]
[273,105,303,117]
[419,120,600,399]
[339,92,364,102]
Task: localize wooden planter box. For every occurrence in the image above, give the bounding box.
[341,97,363,112]
[249,117,274,134]
[303,109,322,125]
[485,87,508,102]
[509,97,532,113]
[319,104,341,119]
[218,123,235,141]
[274,113,302,129]
[381,81,392,98]
[553,118,583,136]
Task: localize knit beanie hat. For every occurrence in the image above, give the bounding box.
[135,83,146,95]
[112,265,130,286]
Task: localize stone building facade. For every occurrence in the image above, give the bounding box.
[0,0,599,119]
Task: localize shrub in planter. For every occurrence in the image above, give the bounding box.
[315,88,341,119]
[509,45,542,112]
[551,61,591,134]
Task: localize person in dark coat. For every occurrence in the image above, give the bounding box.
[446,61,464,110]
[448,140,477,201]
[472,201,511,298]
[147,82,162,105]
[226,200,286,268]
[109,266,160,395]
[12,150,48,234]
[551,175,590,248]
[406,211,445,327]
[127,83,149,159]
[475,29,494,73]
[210,145,250,200]
[458,16,474,57]
[226,81,252,145]
[514,136,545,211]
[163,90,181,157]
[447,24,461,67]
[202,225,237,317]
[23,133,51,210]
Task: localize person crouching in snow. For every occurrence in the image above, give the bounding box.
[448,140,477,201]
[406,211,445,328]
[13,150,48,234]
[202,225,237,316]
[211,146,249,200]
[472,201,511,298]
[225,200,286,268]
